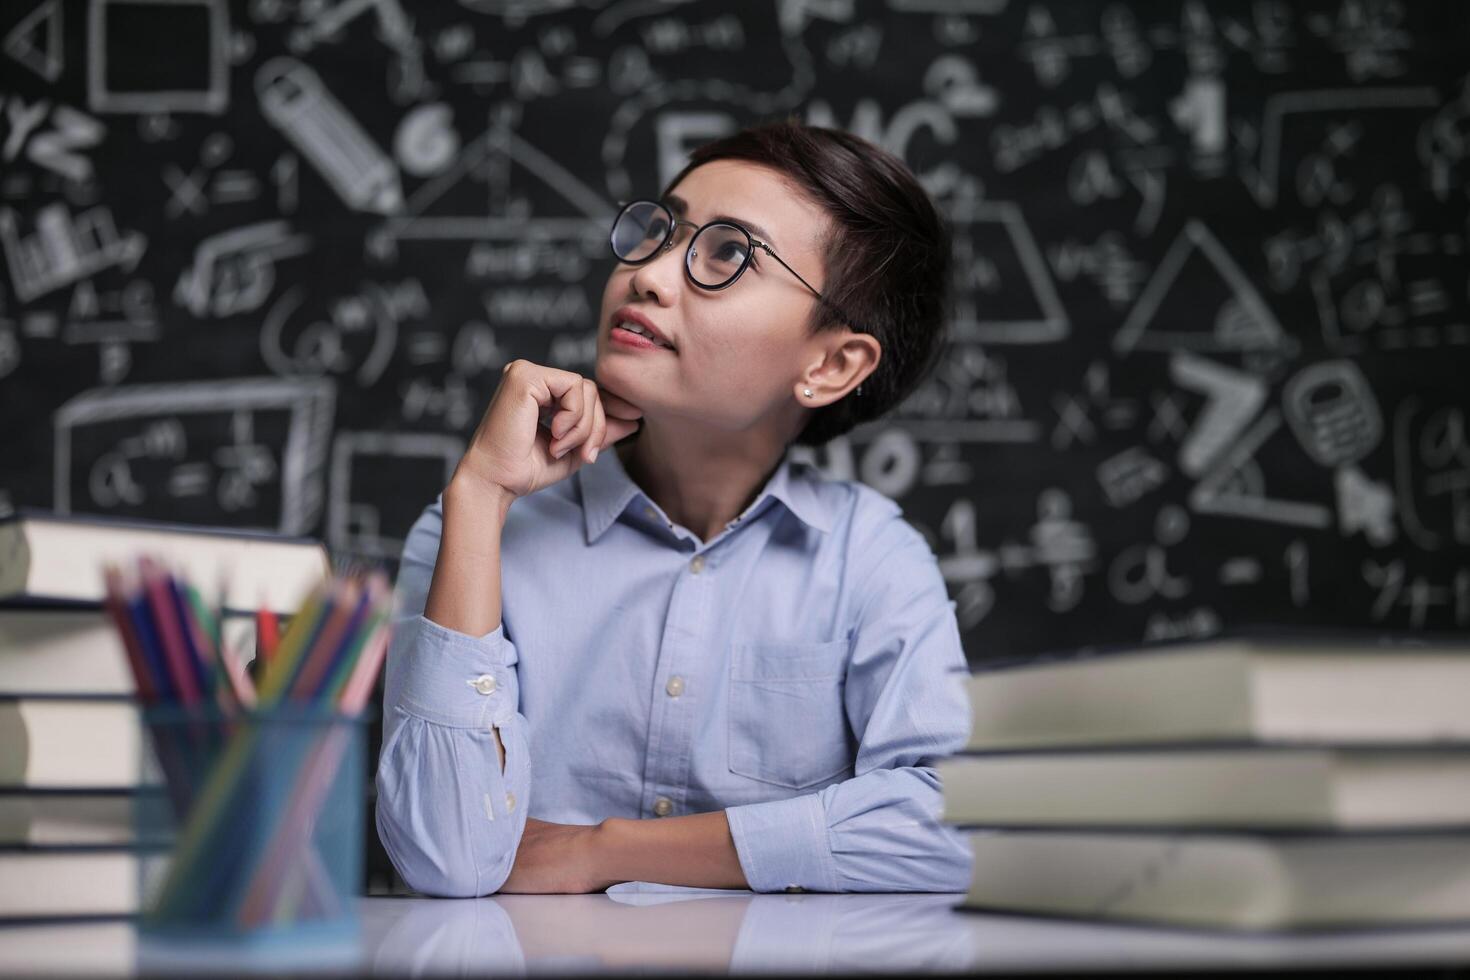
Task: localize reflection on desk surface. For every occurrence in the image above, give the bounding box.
[3,887,1470,976]
[365,886,1470,976]
[367,885,974,976]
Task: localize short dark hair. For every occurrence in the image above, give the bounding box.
[662,117,951,448]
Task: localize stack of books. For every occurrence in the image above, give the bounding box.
[938,633,1470,930]
[0,509,329,921]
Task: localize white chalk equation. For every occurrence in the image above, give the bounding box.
[53,378,334,533]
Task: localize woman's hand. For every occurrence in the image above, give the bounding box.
[499,818,618,894]
[452,360,644,505]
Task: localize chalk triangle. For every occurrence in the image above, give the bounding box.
[1114,220,1286,358]
[3,0,62,83]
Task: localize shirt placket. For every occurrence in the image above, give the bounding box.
[639,541,713,821]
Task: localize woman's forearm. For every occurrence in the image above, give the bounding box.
[423,474,517,770]
[593,811,750,890]
[425,475,515,636]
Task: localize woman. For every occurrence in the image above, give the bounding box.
[376,118,973,896]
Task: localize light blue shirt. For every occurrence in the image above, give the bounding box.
[375,443,975,897]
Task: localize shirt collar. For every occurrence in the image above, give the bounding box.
[579,442,833,544]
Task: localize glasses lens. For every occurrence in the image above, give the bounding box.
[611,201,672,262]
[688,223,750,288]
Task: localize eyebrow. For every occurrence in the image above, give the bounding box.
[662,193,778,251]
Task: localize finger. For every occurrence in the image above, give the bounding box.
[585,387,607,461]
[553,380,596,458]
[549,374,584,445]
[604,415,642,444]
[510,362,585,444]
[524,364,589,417]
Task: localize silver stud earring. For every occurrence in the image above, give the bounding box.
[803,388,814,398]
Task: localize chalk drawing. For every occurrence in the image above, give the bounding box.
[0,203,146,302]
[87,0,228,115]
[53,378,334,533]
[1282,359,1382,467]
[1114,221,1291,362]
[949,200,1068,344]
[257,57,403,214]
[1189,409,1332,529]
[4,0,64,83]
[1170,353,1267,478]
[1244,87,1439,207]
[174,221,312,318]
[328,430,463,558]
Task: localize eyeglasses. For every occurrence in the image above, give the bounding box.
[609,199,863,331]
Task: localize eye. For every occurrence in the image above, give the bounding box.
[713,239,749,263]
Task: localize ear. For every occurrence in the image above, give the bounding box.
[800,329,881,403]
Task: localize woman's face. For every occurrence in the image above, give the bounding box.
[594,159,840,439]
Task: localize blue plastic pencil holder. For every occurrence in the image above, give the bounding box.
[136,702,373,948]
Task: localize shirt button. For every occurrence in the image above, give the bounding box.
[469,674,498,695]
[785,885,805,893]
[653,796,673,817]
[644,505,658,520]
[505,791,516,811]
[689,555,705,574]
[665,675,684,697]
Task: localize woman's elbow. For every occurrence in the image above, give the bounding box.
[375,796,516,898]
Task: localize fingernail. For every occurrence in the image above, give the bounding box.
[590,446,599,462]
[554,446,567,459]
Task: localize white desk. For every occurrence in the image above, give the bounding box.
[2,884,1468,975]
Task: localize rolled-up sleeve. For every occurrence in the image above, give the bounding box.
[375,497,532,897]
[724,505,974,893]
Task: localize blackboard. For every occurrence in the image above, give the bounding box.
[3,0,1468,666]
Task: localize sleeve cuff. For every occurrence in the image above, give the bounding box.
[725,792,839,893]
[395,615,520,730]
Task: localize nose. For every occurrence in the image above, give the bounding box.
[627,230,687,305]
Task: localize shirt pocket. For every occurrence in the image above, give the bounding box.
[727,637,853,791]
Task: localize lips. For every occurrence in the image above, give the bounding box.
[611,307,675,350]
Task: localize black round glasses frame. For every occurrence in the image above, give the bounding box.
[609,199,865,333]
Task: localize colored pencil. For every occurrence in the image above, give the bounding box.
[101,563,156,703]
[140,557,201,706]
[168,573,214,709]
[257,606,280,667]
[236,618,390,925]
[102,561,393,930]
